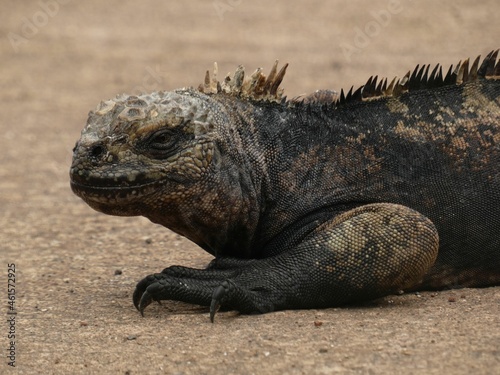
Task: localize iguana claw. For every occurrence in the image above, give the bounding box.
[133,275,158,316]
[210,283,228,322]
[138,290,154,317]
[132,279,147,311]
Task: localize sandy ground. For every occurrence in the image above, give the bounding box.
[1,1,499,374]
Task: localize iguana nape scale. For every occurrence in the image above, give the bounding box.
[70,50,500,321]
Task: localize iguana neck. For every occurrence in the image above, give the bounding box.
[143,95,278,258]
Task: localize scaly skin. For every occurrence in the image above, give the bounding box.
[70,51,500,321]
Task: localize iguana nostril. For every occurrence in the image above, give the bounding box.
[90,144,106,158]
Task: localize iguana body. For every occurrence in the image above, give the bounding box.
[70,51,500,321]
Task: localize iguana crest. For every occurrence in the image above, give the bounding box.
[198,60,288,103]
[338,49,500,105]
[198,50,500,106]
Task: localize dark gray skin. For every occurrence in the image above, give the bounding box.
[70,51,500,321]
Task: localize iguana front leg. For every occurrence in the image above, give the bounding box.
[134,203,438,321]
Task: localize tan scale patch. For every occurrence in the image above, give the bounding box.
[451,135,469,150]
[394,119,427,141]
[313,204,439,292]
[461,81,500,116]
[386,98,409,114]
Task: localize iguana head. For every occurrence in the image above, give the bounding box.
[70,84,269,255]
[70,89,219,215]
[70,62,287,253]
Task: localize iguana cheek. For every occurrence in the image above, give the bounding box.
[168,141,215,177]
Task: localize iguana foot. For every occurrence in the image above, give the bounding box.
[133,267,231,316]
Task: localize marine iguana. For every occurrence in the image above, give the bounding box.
[70,50,500,321]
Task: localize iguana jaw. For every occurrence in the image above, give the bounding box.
[69,175,177,216]
[69,131,201,207]
[69,128,199,216]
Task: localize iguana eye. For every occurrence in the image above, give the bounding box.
[138,129,185,159]
[148,130,174,150]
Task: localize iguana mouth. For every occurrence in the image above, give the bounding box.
[70,167,189,193]
[70,178,163,203]
[70,169,192,207]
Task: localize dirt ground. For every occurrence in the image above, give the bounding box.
[1,1,499,374]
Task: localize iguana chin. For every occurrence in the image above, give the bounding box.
[70,50,500,322]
